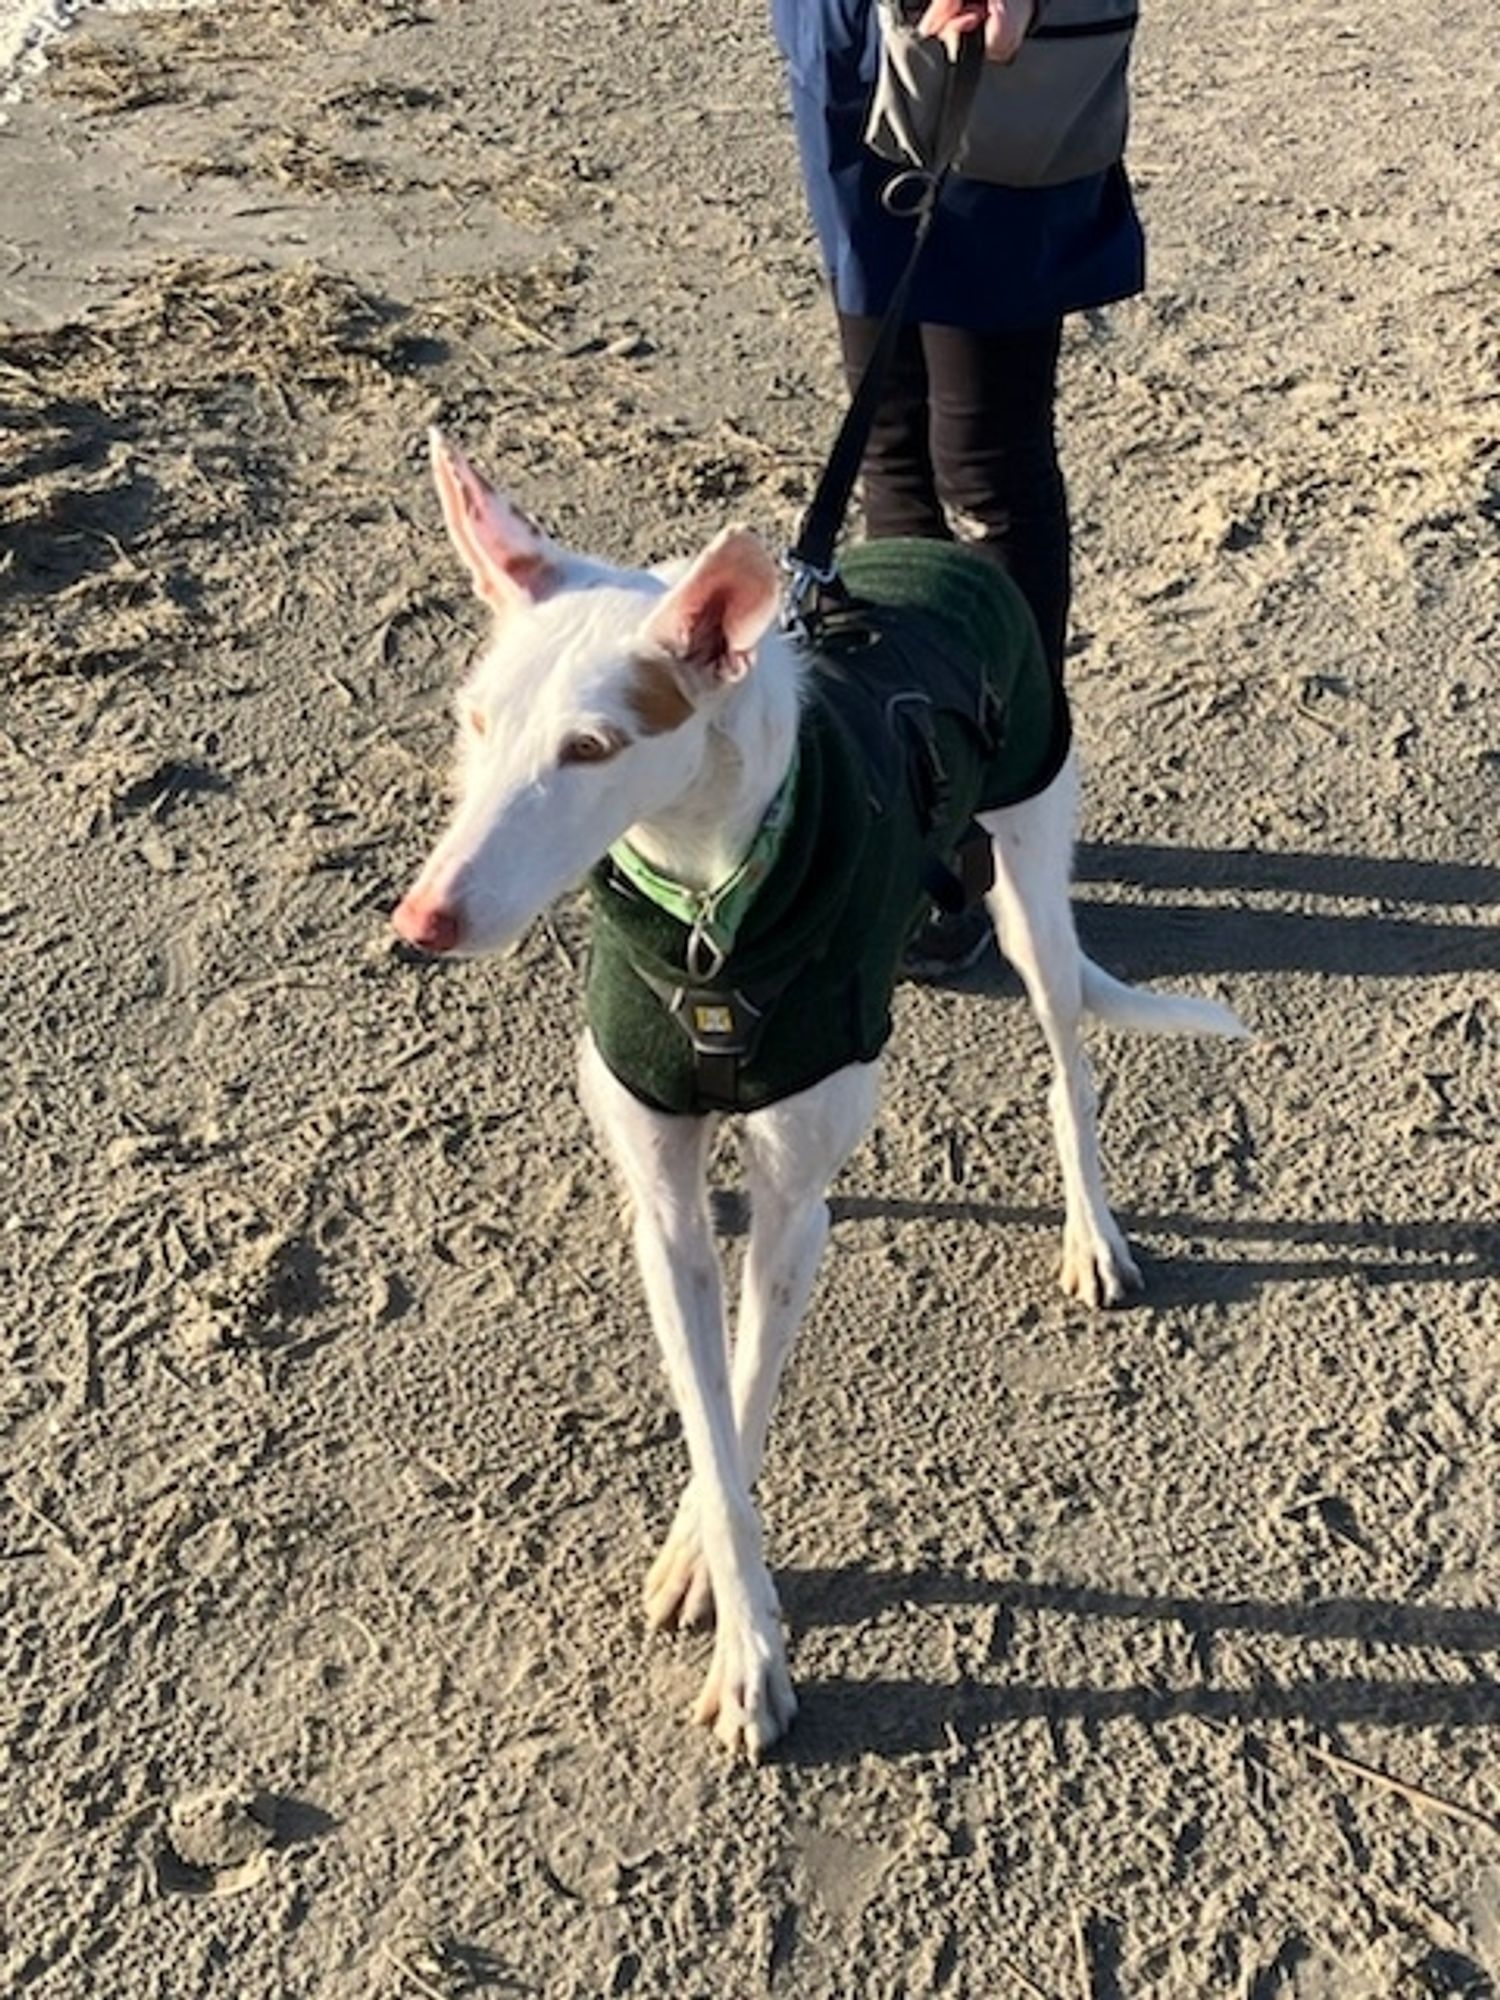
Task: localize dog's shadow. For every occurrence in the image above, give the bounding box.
[813,837,1498,1304]
[774,1568,1500,1767]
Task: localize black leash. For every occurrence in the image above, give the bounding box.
[781,30,985,634]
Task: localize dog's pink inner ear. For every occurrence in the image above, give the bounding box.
[430,429,557,612]
[646,529,780,682]
[682,588,737,669]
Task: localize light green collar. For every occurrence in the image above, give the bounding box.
[608,744,801,972]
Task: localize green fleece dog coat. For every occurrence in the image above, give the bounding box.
[586,538,1068,1115]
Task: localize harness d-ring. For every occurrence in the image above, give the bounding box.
[686,924,728,982]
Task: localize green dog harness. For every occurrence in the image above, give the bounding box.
[585,539,1068,1115]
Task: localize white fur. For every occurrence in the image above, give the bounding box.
[394,443,1245,1759]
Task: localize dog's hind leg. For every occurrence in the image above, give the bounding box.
[978,754,1142,1307]
[646,1062,882,1634]
[578,1033,795,1758]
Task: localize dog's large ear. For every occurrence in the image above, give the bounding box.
[429,428,558,612]
[643,528,780,685]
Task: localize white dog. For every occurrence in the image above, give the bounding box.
[393,431,1243,1759]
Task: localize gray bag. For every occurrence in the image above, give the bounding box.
[865,0,1138,189]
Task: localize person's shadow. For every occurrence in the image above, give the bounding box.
[1052,841,1500,981]
[776,1567,1500,1768]
[825,1192,1498,1306]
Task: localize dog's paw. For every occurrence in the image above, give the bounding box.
[692,1616,797,1762]
[1060,1219,1142,1308]
[644,1495,714,1632]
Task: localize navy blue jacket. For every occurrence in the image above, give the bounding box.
[772,0,1145,328]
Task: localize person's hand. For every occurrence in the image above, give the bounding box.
[917,0,1035,64]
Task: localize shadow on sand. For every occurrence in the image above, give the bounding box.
[777,1567,1500,1769]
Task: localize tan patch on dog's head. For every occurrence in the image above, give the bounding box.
[626,651,695,736]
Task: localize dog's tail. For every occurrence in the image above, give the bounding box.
[1080,958,1247,1040]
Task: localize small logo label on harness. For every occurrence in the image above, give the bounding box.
[692,1003,735,1037]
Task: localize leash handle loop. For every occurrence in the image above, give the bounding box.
[880,166,939,220]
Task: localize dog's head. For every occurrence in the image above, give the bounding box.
[392,431,782,958]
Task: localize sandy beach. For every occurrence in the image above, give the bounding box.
[1,1,1497,1994]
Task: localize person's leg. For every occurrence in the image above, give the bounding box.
[920,319,1071,678]
[835,318,1069,981]
[836,312,949,542]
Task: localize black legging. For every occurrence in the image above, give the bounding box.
[837,314,1071,679]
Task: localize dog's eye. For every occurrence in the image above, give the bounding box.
[559,727,627,767]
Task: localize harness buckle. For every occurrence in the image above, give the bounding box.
[673,987,765,1059]
[671,984,769,1113]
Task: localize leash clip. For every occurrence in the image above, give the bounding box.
[779,549,840,639]
[780,548,852,640]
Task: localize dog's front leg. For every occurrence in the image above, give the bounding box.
[578,1035,795,1758]
[646,1063,882,1634]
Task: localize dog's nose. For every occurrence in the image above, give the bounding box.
[392,891,464,956]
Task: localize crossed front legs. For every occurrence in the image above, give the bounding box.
[579,1036,879,1758]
